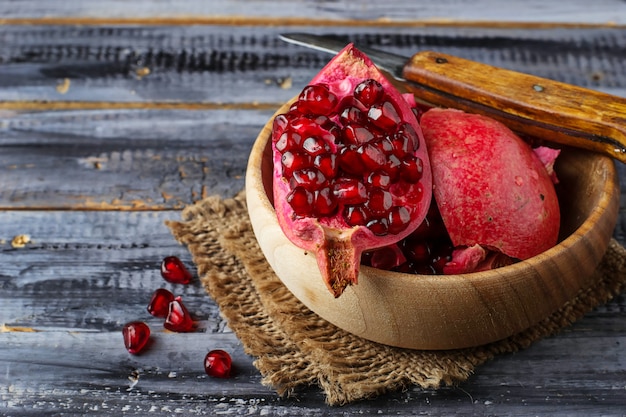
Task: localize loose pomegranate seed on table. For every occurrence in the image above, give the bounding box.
[204,349,232,378]
[122,321,151,355]
[147,288,176,318]
[164,297,195,332]
[160,256,193,284]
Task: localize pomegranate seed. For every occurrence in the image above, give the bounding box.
[400,157,424,183]
[344,206,369,226]
[164,297,194,332]
[395,123,420,154]
[286,186,314,217]
[384,154,402,180]
[366,218,388,236]
[367,171,391,189]
[272,113,290,136]
[366,188,392,215]
[313,187,337,216]
[281,151,311,177]
[290,168,327,191]
[313,153,337,178]
[387,206,412,234]
[302,136,329,156]
[333,178,368,205]
[338,145,366,175]
[342,122,374,145]
[357,143,386,171]
[297,84,338,115]
[204,349,232,378]
[122,321,151,354]
[354,79,384,107]
[147,288,176,318]
[161,256,193,284]
[339,105,366,124]
[404,240,432,263]
[368,101,401,130]
[275,130,302,152]
[368,245,405,270]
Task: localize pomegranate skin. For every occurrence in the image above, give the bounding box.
[420,108,560,261]
[272,44,432,297]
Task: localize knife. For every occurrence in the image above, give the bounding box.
[280,33,626,163]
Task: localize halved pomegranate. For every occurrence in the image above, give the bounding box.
[272,44,432,297]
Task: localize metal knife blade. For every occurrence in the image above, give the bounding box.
[279,33,408,80]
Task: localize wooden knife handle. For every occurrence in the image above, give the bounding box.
[402,51,626,163]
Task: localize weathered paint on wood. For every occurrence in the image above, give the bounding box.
[0,1,624,25]
[1,1,625,415]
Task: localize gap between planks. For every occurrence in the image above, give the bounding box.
[0,16,624,29]
[0,101,283,112]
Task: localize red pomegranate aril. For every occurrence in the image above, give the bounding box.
[366,188,392,215]
[364,245,406,270]
[354,79,384,107]
[272,113,290,135]
[404,240,432,263]
[400,157,423,183]
[297,84,338,115]
[333,178,368,205]
[147,288,176,318]
[357,143,387,171]
[302,136,330,156]
[122,321,151,355]
[343,123,375,145]
[275,130,302,153]
[286,186,314,217]
[387,206,412,234]
[164,297,194,332]
[366,218,388,236]
[204,349,232,378]
[290,168,327,191]
[344,205,369,226]
[313,154,337,178]
[338,145,367,175]
[340,105,366,125]
[281,151,311,177]
[313,187,338,216]
[384,155,402,181]
[367,171,392,189]
[161,256,193,285]
[394,123,420,155]
[368,101,401,130]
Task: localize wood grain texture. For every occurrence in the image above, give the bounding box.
[1,1,626,415]
[0,25,625,104]
[0,109,269,209]
[0,1,625,25]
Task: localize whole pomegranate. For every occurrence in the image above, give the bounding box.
[420,108,560,267]
[271,44,432,297]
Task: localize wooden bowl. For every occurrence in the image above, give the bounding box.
[245,103,620,350]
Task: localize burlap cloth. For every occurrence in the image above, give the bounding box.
[166,191,626,406]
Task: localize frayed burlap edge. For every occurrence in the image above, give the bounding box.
[166,191,626,406]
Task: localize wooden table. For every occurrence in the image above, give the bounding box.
[1,2,625,415]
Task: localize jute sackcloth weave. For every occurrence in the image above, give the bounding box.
[166,191,626,406]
